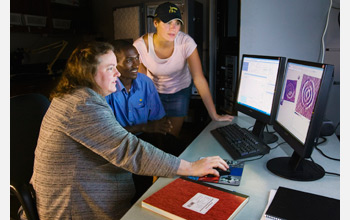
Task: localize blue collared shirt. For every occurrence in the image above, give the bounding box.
[105,73,165,127]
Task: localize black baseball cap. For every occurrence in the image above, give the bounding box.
[153,2,183,24]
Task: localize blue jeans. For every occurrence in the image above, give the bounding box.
[159,83,192,117]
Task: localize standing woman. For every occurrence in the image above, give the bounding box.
[134,2,234,137]
[30,41,229,220]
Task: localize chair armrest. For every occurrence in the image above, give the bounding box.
[10,181,39,220]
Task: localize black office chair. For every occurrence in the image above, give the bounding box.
[10,93,50,220]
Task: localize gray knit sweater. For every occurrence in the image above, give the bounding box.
[30,88,180,220]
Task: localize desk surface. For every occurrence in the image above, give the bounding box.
[121,113,340,220]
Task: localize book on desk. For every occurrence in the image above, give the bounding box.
[141,177,249,220]
[263,186,340,220]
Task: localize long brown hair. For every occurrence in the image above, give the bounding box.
[50,41,114,100]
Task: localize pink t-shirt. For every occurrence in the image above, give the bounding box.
[133,31,197,94]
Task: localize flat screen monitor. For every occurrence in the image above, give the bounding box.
[236,54,286,144]
[267,59,334,181]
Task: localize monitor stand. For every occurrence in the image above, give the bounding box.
[252,120,278,144]
[266,151,325,181]
[262,132,278,144]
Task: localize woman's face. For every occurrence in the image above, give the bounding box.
[94,50,120,96]
[155,19,182,41]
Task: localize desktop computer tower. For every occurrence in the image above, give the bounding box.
[217,55,238,115]
[215,0,240,116]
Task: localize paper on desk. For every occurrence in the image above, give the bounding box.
[260,189,277,220]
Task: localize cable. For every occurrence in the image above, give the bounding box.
[325,171,340,176]
[315,145,340,161]
[241,154,265,163]
[319,0,332,63]
[270,141,286,150]
[310,157,340,177]
[317,136,327,145]
[315,136,340,161]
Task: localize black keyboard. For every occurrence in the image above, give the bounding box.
[211,123,270,160]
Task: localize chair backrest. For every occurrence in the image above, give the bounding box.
[10,93,50,220]
[10,93,50,184]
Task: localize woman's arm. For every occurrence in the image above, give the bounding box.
[66,89,228,178]
[135,34,148,75]
[187,49,234,122]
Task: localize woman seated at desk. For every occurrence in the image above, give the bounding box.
[30,41,229,220]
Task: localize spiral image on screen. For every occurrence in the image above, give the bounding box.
[295,75,321,120]
[283,79,297,103]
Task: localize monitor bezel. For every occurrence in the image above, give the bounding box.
[235,54,286,138]
[273,58,334,158]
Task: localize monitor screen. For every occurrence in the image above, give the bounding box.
[275,62,324,144]
[236,55,286,143]
[267,59,334,181]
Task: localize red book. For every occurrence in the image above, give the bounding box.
[142,177,249,220]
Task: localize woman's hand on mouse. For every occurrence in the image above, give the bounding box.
[177,156,229,177]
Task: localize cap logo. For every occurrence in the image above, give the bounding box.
[169,6,178,14]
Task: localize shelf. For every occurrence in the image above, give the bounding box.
[10,0,92,34]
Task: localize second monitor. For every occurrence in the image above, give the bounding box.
[236,54,286,144]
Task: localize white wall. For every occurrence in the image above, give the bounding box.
[240,0,332,62]
[323,5,340,135]
[240,0,340,135]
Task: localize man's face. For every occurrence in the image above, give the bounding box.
[116,46,140,81]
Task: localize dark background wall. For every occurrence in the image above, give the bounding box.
[9,0,340,135]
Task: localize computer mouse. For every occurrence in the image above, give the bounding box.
[206,168,231,177]
[215,167,231,176]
